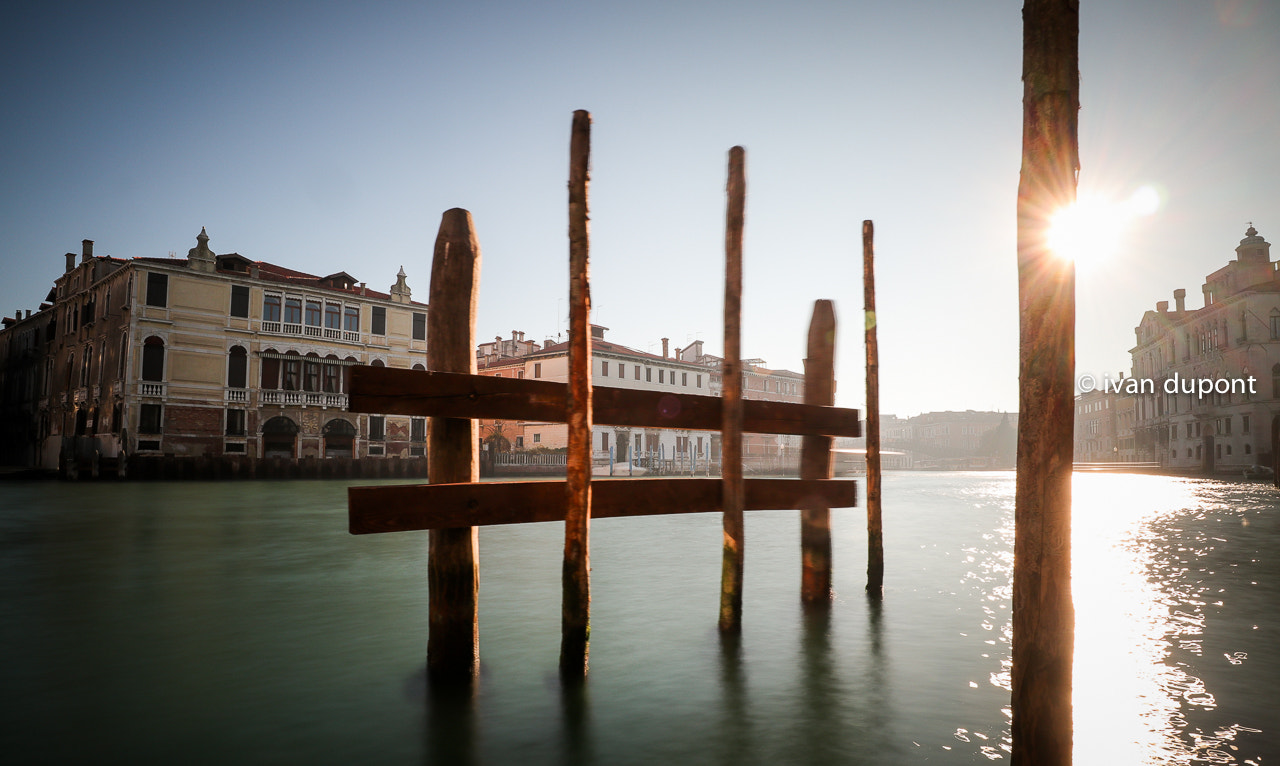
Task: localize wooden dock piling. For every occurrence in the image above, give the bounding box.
[719,146,746,633]
[800,300,836,604]
[425,208,483,684]
[561,109,593,680]
[863,220,884,596]
[1013,1,1078,763]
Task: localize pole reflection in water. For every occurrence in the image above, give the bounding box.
[1,474,1275,764]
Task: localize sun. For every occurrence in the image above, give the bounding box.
[1047,186,1159,270]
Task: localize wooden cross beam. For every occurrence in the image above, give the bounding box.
[347,365,862,437]
[348,477,858,534]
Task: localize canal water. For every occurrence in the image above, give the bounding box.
[1,472,1276,764]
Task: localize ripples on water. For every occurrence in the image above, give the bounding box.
[0,473,1275,764]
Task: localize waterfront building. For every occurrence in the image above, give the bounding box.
[474,328,808,472]
[0,231,428,472]
[879,410,1018,469]
[1129,226,1277,472]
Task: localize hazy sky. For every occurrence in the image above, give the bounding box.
[2,1,1277,416]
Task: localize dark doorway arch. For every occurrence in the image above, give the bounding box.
[323,418,356,458]
[262,416,299,459]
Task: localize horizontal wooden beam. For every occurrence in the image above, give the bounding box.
[347,366,861,438]
[348,477,857,534]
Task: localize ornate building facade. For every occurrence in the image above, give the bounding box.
[0,231,429,472]
[1129,226,1278,471]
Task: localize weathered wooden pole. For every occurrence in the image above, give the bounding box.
[719,145,746,633]
[1013,1,1078,763]
[425,208,482,684]
[561,109,593,680]
[863,220,884,596]
[800,300,835,604]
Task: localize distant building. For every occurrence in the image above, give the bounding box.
[474,327,808,473]
[1129,226,1278,472]
[0,231,428,473]
[878,410,1018,469]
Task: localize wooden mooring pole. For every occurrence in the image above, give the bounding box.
[863,220,884,596]
[1013,1,1078,763]
[561,109,593,680]
[425,208,482,684]
[719,146,746,633]
[800,300,835,604]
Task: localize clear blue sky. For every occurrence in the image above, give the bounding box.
[2,1,1277,416]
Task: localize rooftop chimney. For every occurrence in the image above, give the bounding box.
[81,239,94,264]
[1173,288,1186,312]
[1156,300,1169,313]
[65,252,76,273]
[662,337,669,358]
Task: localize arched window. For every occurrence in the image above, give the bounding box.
[304,353,321,392]
[412,363,426,371]
[142,337,165,382]
[370,358,385,367]
[261,349,281,390]
[1272,364,1280,399]
[80,345,92,387]
[283,351,302,391]
[323,355,340,393]
[228,346,248,388]
[343,356,358,393]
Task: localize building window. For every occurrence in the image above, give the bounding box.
[145,273,168,307]
[601,432,609,452]
[411,417,426,443]
[1246,444,1252,455]
[325,303,341,330]
[323,356,340,393]
[646,367,652,382]
[601,361,609,377]
[304,354,321,391]
[1271,312,1280,340]
[141,337,165,381]
[283,353,302,390]
[80,345,92,387]
[230,285,250,318]
[369,416,385,441]
[659,369,664,383]
[697,374,702,388]
[228,346,248,388]
[305,300,322,327]
[344,305,360,332]
[1224,417,1232,435]
[284,297,303,324]
[263,294,282,322]
[139,404,162,434]
[533,433,541,443]
[1243,415,1250,434]
[372,306,387,336]
[682,372,688,386]
[226,409,247,436]
[618,364,625,378]
[635,366,641,380]
[412,312,426,340]
[261,352,281,390]
[517,370,525,379]
[534,363,542,378]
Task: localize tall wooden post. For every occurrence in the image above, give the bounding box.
[561,109,593,680]
[1013,1,1078,763]
[426,208,482,684]
[863,221,884,596]
[800,300,835,604]
[719,145,746,633]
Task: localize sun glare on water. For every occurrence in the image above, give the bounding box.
[1048,185,1159,270]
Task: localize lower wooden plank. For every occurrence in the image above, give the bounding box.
[349,477,857,534]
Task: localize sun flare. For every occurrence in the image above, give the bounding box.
[1047,186,1159,269]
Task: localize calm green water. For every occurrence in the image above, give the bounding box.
[0,473,1276,764]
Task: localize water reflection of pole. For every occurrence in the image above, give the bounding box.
[717,630,751,765]
[559,677,593,765]
[1013,1,1078,763]
[425,680,478,766]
